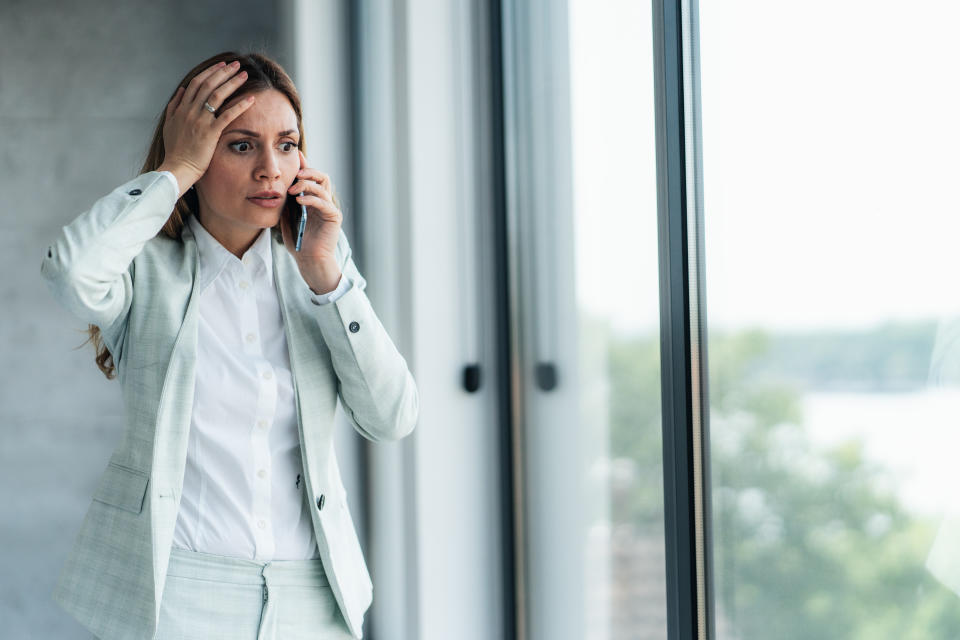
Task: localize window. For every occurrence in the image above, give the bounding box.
[701,1,960,636]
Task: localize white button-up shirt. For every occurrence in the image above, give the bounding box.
[166,172,352,562]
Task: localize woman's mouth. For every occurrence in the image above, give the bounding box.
[247,195,284,208]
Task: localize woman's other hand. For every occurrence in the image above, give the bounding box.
[280,150,344,295]
[157,61,255,197]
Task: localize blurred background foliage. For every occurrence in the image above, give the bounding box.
[605,320,960,639]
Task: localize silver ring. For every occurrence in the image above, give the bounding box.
[202,101,216,114]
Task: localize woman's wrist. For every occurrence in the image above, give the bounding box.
[305,266,343,296]
[156,161,202,198]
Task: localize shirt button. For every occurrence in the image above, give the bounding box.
[258,519,266,529]
[246,333,256,343]
[257,419,267,429]
[127,188,142,196]
[262,370,273,380]
[316,494,325,511]
[257,469,266,479]
[239,281,250,290]
[349,321,360,333]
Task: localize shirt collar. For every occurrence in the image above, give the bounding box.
[186,214,275,291]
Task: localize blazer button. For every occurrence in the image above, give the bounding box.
[317,494,325,511]
[128,188,142,196]
[349,321,360,333]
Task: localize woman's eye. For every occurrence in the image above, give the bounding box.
[228,140,298,153]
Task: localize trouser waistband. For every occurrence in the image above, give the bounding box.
[167,546,329,587]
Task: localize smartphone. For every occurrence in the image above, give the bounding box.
[285,191,308,251]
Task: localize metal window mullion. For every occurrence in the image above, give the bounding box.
[493,0,526,638]
[682,0,716,637]
[652,0,713,639]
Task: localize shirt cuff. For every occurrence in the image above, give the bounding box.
[158,170,180,196]
[309,273,352,305]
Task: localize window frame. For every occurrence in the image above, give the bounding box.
[652,0,715,638]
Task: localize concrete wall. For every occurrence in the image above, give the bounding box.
[1,2,283,636]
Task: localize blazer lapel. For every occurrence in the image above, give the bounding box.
[271,229,339,472]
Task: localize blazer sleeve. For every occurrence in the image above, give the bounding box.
[310,230,420,442]
[40,171,179,352]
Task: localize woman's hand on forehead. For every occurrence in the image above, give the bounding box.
[157,60,256,195]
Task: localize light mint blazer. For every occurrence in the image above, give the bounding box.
[40,171,419,640]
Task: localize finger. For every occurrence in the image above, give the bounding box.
[165,86,185,120]
[296,169,332,192]
[287,179,330,200]
[183,61,227,105]
[213,94,256,130]
[205,69,249,112]
[195,62,244,109]
[296,152,330,189]
[295,194,342,221]
[185,61,231,105]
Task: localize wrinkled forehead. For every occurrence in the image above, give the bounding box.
[224,89,299,136]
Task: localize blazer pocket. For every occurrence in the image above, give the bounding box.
[92,461,150,514]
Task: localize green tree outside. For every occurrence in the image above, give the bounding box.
[605,321,960,639]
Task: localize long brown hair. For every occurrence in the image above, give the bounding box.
[86,50,322,379]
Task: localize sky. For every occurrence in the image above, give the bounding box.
[569,0,960,334]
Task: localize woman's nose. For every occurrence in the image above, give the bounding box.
[257,151,282,180]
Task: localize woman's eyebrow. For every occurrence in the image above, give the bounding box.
[223,128,299,138]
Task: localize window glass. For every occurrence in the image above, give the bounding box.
[507,0,667,638]
[570,1,667,637]
[700,1,960,637]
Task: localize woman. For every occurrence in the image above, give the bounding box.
[41,51,418,640]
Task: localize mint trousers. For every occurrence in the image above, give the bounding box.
[153,546,355,640]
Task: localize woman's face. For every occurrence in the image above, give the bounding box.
[194,89,301,250]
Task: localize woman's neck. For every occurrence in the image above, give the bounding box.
[194,212,261,259]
